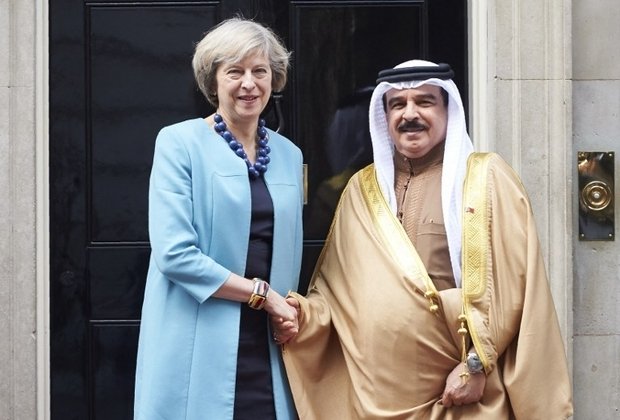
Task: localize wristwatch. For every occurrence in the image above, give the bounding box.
[466,352,484,374]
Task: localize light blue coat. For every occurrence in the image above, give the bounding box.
[134,118,303,420]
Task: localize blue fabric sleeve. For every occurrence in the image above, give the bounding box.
[148,126,230,303]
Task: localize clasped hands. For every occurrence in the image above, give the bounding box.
[269,296,300,345]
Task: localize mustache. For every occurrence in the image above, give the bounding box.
[398,119,427,132]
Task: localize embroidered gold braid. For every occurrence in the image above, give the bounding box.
[462,153,491,299]
[359,165,440,313]
[459,152,493,374]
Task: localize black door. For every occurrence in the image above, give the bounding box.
[49,1,466,418]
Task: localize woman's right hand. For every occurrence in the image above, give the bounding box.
[264,289,297,322]
[212,273,300,342]
[267,294,300,344]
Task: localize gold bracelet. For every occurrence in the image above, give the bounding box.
[248,278,270,310]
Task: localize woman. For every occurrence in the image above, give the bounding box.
[134,17,303,420]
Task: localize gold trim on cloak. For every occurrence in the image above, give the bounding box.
[460,152,492,372]
[359,164,440,313]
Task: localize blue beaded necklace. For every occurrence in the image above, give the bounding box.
[213,113,271,179]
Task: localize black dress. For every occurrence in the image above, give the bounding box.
[233,175,276,419]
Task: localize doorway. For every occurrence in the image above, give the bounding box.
[49,1,467,417]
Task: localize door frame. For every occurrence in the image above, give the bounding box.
[36,0,51,417]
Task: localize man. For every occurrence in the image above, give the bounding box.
[277,60,573,419]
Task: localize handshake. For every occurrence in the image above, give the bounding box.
[269,295,300,345]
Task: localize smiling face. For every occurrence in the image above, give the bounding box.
[215,52,272,124]
[384,84,448,159]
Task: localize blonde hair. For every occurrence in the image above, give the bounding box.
[192,17,291,107]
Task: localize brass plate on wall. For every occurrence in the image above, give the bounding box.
[578,151,614,240]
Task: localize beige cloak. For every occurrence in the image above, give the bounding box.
[283,153,573,419]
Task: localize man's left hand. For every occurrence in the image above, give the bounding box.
[440,362,486,407]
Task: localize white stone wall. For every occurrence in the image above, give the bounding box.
[572,1,620,418]
[484,0,574,343]
[0,0,38,419]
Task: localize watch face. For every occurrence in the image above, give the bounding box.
[467,353,483,373]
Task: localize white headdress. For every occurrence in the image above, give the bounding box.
[368,59,474,287]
